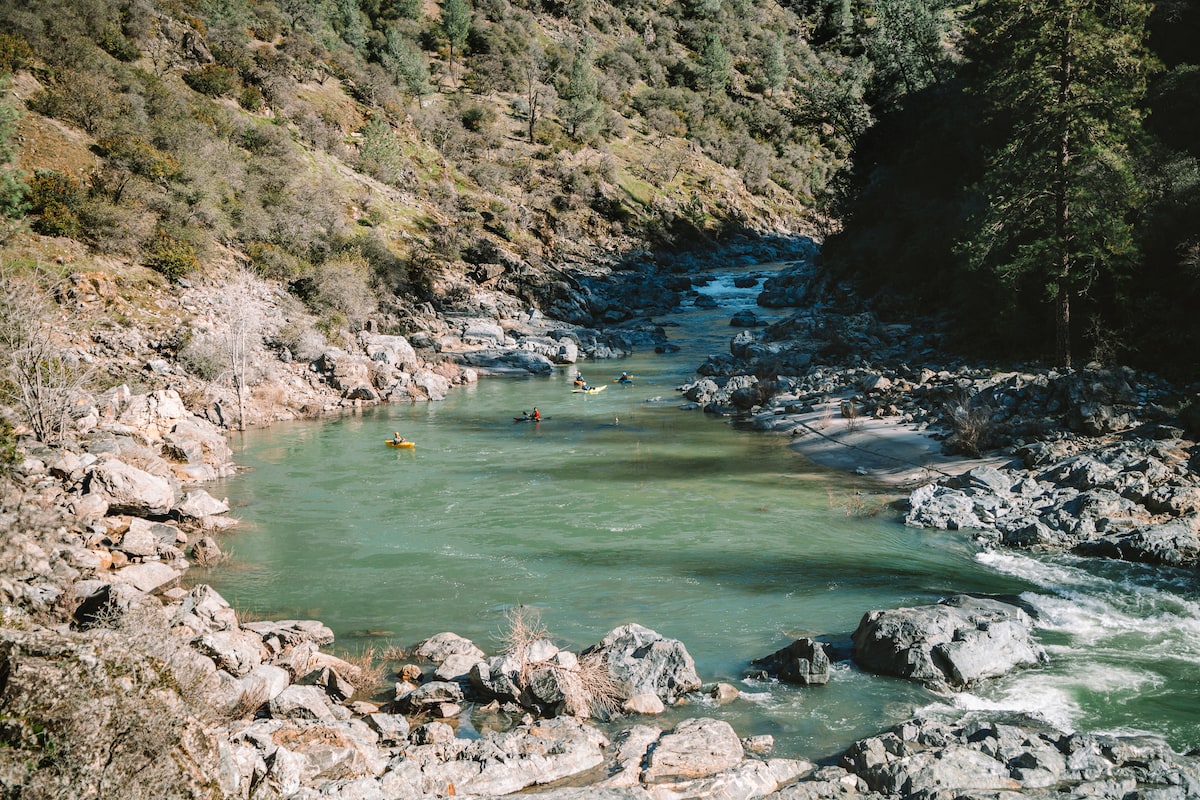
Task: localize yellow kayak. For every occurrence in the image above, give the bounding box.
[385,440,415,448]
[571,385,607,394]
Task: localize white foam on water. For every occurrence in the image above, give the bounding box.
[976,550,1200,656]
[691,274,763,310]
[737,689,777,705]
[920,681,1081,731]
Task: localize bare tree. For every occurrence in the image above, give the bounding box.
[220,269,259,431]
[0,264,91,443]
[518,45,556,145]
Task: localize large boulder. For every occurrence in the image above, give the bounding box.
[378,717,608,797]
[363,334,419,372]
[86,457,176,516]
[851,595,1046,689]
[582,623,702,704]
[642,718,745,783]
[412,632,485,664]
[116,389,187,442]
[452,348,555,376]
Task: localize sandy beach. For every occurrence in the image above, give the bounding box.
[783,401,1012,487]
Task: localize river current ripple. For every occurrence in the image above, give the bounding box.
[205,266,1200,762]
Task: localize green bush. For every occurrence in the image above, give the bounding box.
[27,170,83,238]
[0,417,18,478]
[145,228,201,281]
[183,64,240,97]
[237,84,264,111]
[97,26,139,61]
[94,137,181,182]
[459,102,496,132]
[0,33,35,73]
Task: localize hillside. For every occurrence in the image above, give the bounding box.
[0,0,899,439]
[0,0,852,317]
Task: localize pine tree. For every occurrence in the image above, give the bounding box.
[696,32,732,96]
[960,0,1154,367]
[440,0,471,88]
[559,41,601,141]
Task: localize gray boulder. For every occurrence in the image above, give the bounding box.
[1074,516,1200,567]
[583,623,702,704]
[749,638,831,685]
[267,685,341,721]
[839,715,1200,799]
[380,717,608,797]
[87,457,176,516]
[363,334,419,371]
[642,718,745,783]
[412,631,485,663]
[851,595,1046,689]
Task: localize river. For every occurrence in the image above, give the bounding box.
[202,266,1200,763]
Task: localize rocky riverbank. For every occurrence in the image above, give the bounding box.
[5,244,1200,799]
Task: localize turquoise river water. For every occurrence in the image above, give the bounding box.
[202,269,1200,763]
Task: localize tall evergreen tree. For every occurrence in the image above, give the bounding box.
[559,41,601,141]
[696,32,732,95]
[960,0,1154,367]
[440,0,471,87]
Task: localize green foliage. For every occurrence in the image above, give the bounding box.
[381,25,433,101]
[865,0,953,106]
[97,25,140,61]
[959,0,1153,367]
[0,417,18,477]
[94,137,182,182]
[559,41,602,140]
[458,101,495,132]
[0,33,36,72]
[145,227,201,281]
[695,32,731,95]
[27,171,83,238]
[358,114,406,182]
[183,64,240,97]
[440,0,473,84]
[0,86,27,227]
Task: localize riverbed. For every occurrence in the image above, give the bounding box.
[202,269,1200,763]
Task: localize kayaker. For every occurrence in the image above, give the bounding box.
[573,374,586,389]
[392,432,406,444]
[532,407,541,421]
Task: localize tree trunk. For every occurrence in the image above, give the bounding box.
[1056,290,1072,369]
[1054,8,1074,369]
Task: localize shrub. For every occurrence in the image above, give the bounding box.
[0,417,18,478]
[145,227,201,281]
[943,390,995,457]
[0,33,35,73]
[94,137,181,182]
[97,26,140,61]
[27,170,83,238]
[237,84,264,111]
[183,64,240,97]
[459,102,495,132]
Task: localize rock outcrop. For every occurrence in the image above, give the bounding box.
[851,595,1047,690]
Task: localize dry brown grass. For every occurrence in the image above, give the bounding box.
[340,646,391,695]
[500,606,621,719]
